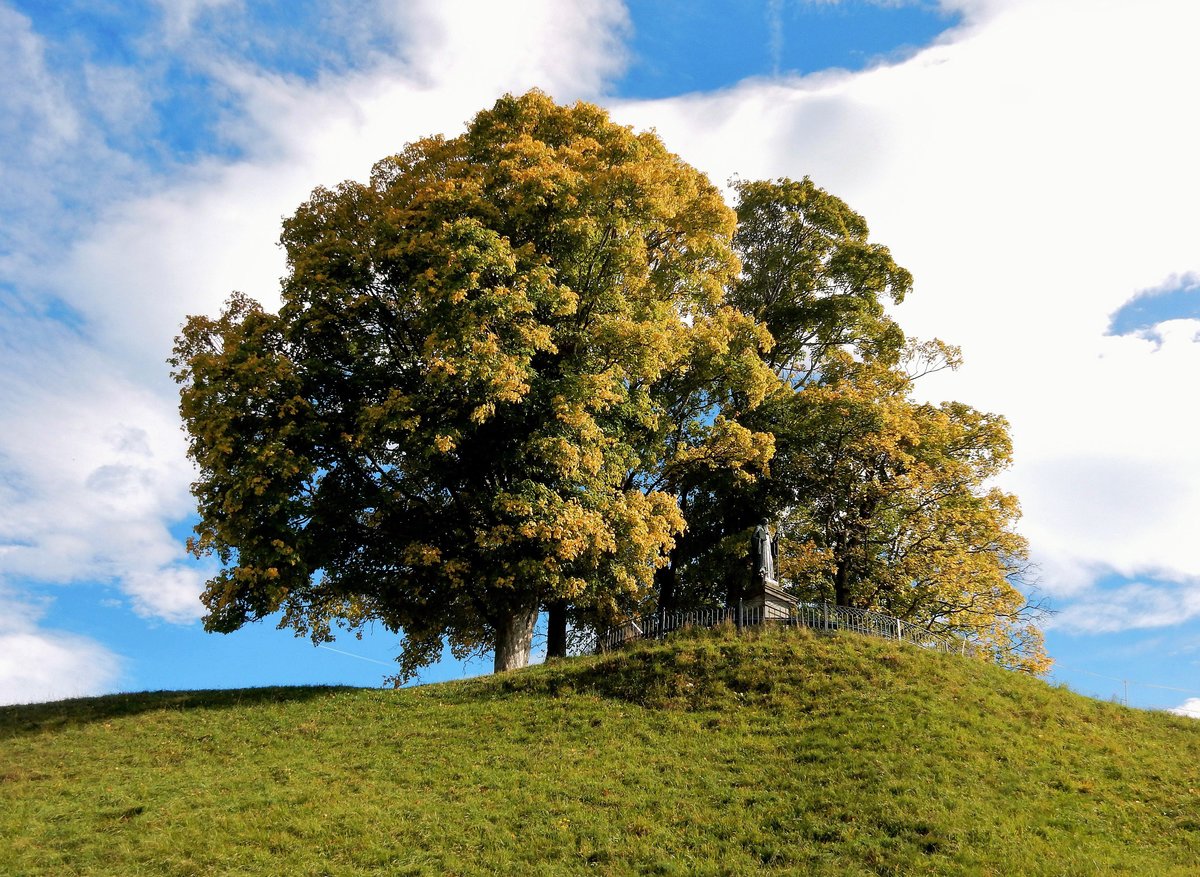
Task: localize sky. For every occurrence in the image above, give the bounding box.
[2,0,1200,713]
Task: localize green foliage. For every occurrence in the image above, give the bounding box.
[3,628,1199,875]
[661,178,1045,672]
[730,177,911,381]
[654,178,913,612]
[172,91,775,677]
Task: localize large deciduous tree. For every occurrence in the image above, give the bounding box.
[171,91,774,679]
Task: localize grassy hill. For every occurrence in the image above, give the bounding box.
[3,625,1199,876]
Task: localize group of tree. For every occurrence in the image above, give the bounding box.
[171,90,1049,682]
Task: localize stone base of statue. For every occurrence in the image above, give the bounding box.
[743,575,798,621]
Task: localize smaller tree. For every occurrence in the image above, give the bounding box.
[654,175,1047,672]
[774,346,1048,673]
[657,176,914,610]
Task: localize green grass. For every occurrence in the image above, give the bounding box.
[3,625,1199,875]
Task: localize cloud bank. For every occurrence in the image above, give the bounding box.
[1170,699,1200,720]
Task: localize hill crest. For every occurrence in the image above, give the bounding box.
[3,626,1199,875]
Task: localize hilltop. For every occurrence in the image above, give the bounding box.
[2,626,1198,875]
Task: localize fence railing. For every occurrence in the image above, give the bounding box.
[595,602,974,658]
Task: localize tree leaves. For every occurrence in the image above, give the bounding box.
[772,351,1048,673]
[664,177,1049,673]
[172,91,771,678]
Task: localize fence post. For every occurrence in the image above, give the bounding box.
[895,618,902,641]
[659,608,666,640]
[737,598,743,631]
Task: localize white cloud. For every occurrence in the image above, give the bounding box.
[152,0,240,43]
[82,63,155,140]
[0,328,209,622]
[0,4,80,152]
[0,3,145,270]
[1169,698,1200,719]
[0,586,123,706]
[0,3,80,258]
[1048,582,1200,635]
[387,0,629,98]
[0,630,123,705]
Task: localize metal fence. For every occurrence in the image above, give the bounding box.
[595,601,974,658]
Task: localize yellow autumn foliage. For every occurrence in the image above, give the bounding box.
[172,91,772,679]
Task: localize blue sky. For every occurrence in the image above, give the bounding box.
[3,0,1200,715]
[1108,274,1200,342]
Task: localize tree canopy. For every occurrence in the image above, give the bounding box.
[647,178,1047,672]
[172,91,774,678]
[173,91,1047,679]
[772,349,1047,672]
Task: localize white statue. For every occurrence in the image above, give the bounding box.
[751,521,777,586]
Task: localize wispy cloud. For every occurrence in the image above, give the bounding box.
[0,584,123,705]
[0,4,110,258]
[767,0,785,75]
[1047,581,1200,635]
[0,333,210,621]
[151,0,239,43]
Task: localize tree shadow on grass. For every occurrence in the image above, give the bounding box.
[0,685,360,739]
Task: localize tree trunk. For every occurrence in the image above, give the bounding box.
[546,600,567,659]
[493,607,538,673]
[655,564,677,614]
[834,555,851,607]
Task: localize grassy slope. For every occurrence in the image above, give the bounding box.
[2,626,1199,876]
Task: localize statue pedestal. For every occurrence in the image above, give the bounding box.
[743,578,798,621]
